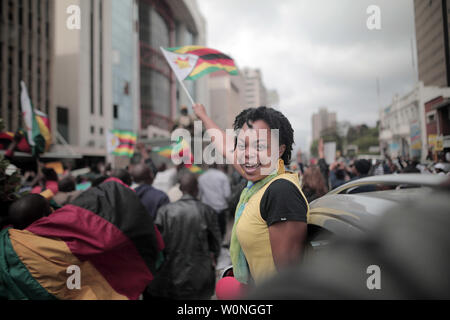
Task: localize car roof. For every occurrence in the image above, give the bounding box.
[330,174,448,195]
[308,187,434,232]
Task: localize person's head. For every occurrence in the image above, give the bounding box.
[58,176,76,192]
[353,159,372,176]
[209,162,218,170]
[42,168,58,182]
[131,164,154,185]
[233,106,294,182]
[8,194,51,229]
[91,175,109,187]
[111,169,132,186]
[335,169,346,181]
[157,163,167,173]
[179,172,199,198]
[180,105,188,116]
[302,166,328,198]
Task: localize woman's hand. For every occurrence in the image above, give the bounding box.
[192,103,208,121]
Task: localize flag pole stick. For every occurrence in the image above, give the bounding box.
[177,78,196,106]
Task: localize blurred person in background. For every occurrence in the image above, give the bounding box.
[134,142,158,178]
[131,163,169,220]
[329,161,350,189]
[31,165,59,195]
[53,176,82,206]
[296,149,305,176]
[347,159,375,193]
[317,139,330,189]
[199,163,231,240]
[173,105,196,135]
[110,168,132,187]
[301,166,329,202]
[147,172,221,300]
[152,163,177,194]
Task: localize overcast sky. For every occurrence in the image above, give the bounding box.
[196,0,417,153]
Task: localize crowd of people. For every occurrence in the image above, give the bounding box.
[293,140,450,202]
[1,103,450,300]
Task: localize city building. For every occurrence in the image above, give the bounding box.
[242,68,267,108]
[138,0,208,139]
[52,0,140,163]
[208,70,245,130]
[51,0,206,163]
[414,0,450,87]
[266,89,280,109]
[311,107,337,141]
[424,95,450,157]
[0,0,54,132]
[379,82,450,161]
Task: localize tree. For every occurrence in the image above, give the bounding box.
[310,139,319,157]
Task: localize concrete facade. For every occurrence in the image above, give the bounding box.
[242,68,267,108]
[379,82,450,161]
[311,107,337,142]
[0,0,54,132]
[208,70,245,130]
[414,0,450,87]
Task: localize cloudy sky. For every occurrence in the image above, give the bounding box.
[196,0,417,153]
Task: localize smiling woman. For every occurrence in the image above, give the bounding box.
[193,104,309,286]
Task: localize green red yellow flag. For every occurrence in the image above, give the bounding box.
[0,179,164,300]
[20,81,50,156]
[160,46,238,81]
[106,130,137,157]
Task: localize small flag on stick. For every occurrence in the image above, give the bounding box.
[160,46,238,105]
[20,81,49,156]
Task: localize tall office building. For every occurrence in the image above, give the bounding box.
[208,70,245,130]
[138,0,208,139]
[242,68,267,108]
[266,89,280,109]
[311,107,337,141]
[0,0,54,132]
[414,0,450,87]
[52,0,140,159]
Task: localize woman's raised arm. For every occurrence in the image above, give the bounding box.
[192,103,244,176]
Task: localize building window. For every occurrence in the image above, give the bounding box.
[56,106,69,143]
[426,111,436,123]
[113,104,119,119]
[90,126,95,134]
[99,127,104,135]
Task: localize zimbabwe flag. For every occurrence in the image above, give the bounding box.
[0,178,164,300]
[161,46,238,81]
[106,130,137,158]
